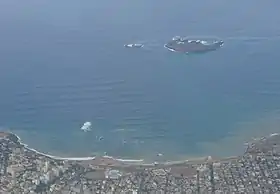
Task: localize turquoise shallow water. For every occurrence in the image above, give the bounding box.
[1,0,280,160]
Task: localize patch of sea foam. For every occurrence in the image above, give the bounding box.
[112,128,137,132]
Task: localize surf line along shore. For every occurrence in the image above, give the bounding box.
[0,131,148,166]
[0,131,219,167]
[1,131,279,167]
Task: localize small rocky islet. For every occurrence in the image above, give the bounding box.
[164,36,224,53]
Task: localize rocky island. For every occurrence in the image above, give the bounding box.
[1,131,280,193]
[164,36,224,54]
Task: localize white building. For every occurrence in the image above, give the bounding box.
[53,167,60,177]
[33,179,40,185]
[105,169,122,179]
[44,161,49,173]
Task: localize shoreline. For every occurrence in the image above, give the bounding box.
[12,133,145,163]
[1,131,208,165]
[2,130,279,166]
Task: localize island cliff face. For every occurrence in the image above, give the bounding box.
[164,38,224,53]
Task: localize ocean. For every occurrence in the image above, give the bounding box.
[1,0,280,161]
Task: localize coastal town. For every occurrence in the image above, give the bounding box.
[1,132,280,193]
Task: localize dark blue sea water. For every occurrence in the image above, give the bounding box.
[1,0,280,160]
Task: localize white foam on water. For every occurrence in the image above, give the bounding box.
[81,121,92,132]
[164,44,176,52]
[112,128,137,133]
[270,133,279,137]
